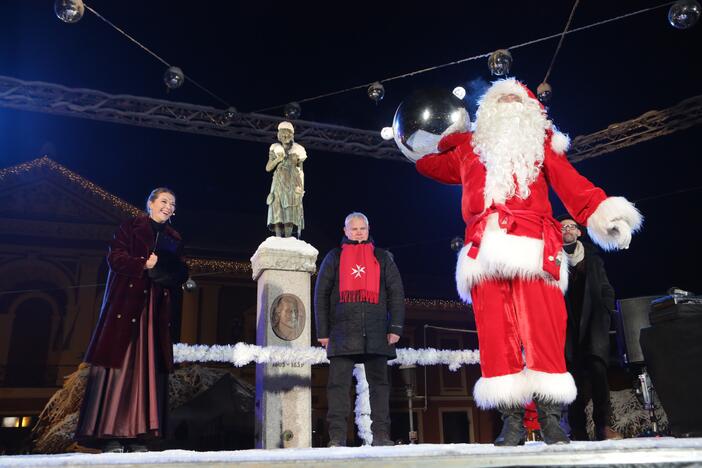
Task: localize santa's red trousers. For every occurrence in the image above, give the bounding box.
[471,277,567,378]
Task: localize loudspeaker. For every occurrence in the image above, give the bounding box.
[614,296,660,365]
[640,314,702,437]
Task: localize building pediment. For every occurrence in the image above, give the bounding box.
[0,179,120,224]
[0,156,140,225]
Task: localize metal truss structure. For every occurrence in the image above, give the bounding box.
[569,94,702,163]
[0,75,404,162]
[1,75,700,164]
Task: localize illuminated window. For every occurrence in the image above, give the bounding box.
[2,417,19,428]
[1,416,32,428]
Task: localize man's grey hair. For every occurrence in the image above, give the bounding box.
[345,212,369,227]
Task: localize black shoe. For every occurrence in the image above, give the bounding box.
[535,399,570,445]
[102,440,124,453]
[127,442,148,452]
[494,406,527,446]
[371,432,394,446]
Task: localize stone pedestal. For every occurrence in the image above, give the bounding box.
[251,237,318,449]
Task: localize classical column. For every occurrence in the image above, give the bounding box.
[251,237,318,449]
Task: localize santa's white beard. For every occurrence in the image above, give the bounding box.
[472,101,550,206]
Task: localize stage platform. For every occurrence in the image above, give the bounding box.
[2,438,702,467]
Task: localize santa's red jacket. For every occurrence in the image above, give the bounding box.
[416,130,640,302]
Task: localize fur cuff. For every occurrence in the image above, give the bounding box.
[586,196,643,251]
[473,370,532,409]
[455,216,568,303]
[550,130,570,154]
[526,369,577,404]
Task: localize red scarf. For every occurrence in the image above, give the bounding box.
[339,242,380,304]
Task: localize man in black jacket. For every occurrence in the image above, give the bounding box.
[314,212,405,447]
[560,217,622,441]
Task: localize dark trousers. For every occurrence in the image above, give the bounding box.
[568,355,610,440]
[327,354,390,440]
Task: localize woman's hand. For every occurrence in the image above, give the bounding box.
[145,253,158,269]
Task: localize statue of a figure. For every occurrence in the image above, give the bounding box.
[266,121,306,238]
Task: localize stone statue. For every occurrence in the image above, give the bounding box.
[266,121,306,238]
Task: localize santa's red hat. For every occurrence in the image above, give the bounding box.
[478,78,545,112]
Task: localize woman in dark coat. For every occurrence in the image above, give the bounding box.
[76,188,188,452]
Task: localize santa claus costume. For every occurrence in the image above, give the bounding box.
[416,78,642,445]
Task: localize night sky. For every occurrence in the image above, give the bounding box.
[1,1,700,300]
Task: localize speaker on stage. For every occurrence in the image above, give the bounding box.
[640,311,702,437]
[614,296,660,366]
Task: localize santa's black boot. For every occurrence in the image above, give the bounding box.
[535,399,570,445]
[494,406,526,446]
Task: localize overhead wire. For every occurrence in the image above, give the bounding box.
[251,2,675,113]
[542,0,581,85]
[83,2,232,108]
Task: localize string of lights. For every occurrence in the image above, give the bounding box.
[541,0,581,86]
[80,2,232,108]
[54,0,693,120]
[252,1,676,114]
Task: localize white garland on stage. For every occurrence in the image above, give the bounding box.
[173,342,479,445]
[353,364,373,446]
[173,342,480,370]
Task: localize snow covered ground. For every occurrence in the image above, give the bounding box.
[2,438,702,467]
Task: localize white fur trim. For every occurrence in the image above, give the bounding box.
[473,369,532,409]
[455,215,568,303]
[526,368,577,405]
[586,196,643,251]
[480,78,533,105]
[550,130,570,154]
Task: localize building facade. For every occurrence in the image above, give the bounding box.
[0,157,493,448]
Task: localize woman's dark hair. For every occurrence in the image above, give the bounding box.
[146,187,176,212]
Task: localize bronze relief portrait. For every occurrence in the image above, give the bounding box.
[270,294,305,341]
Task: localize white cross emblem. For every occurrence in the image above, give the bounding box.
[351,264,366,279]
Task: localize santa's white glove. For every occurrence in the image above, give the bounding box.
[607,219,632,250]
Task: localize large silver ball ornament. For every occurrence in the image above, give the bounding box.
[55,0,84,23]
[668,0,701,29]
[392,88,470,163]
[488,49,513,76]
[163,66,185,89]
[284,102,302,120]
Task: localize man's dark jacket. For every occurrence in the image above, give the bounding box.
[564,242,616,364]
[314,238,405,358]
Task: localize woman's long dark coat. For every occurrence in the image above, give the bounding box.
[564,243,616,364]
[314,240,405,358]
[84,215,186,371]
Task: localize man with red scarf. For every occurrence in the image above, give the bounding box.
[416,78,642,445]
[314,212,405,447]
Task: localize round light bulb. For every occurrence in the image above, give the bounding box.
[452,86,466,100]
[380,127,394,141]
